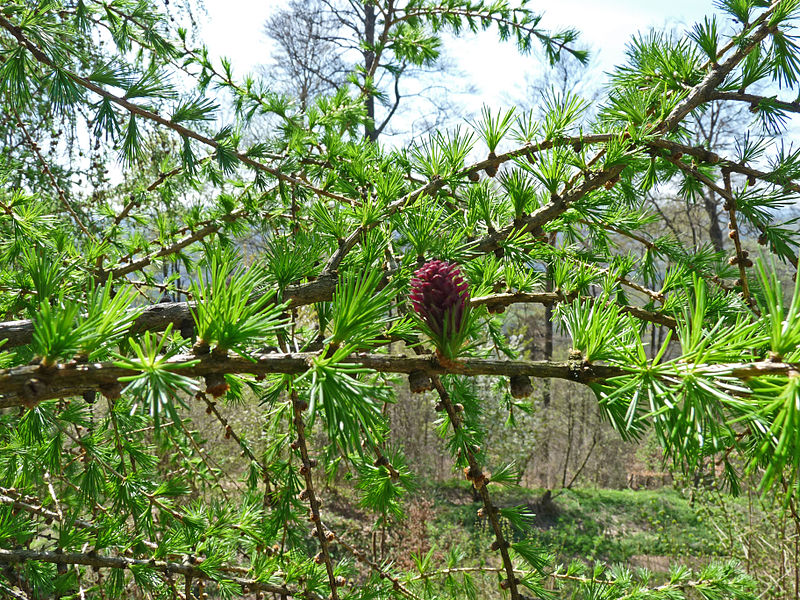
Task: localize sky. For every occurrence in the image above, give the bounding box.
[198,0,719,110]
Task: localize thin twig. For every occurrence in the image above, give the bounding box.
[429,373,521,600]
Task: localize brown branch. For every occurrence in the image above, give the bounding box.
[321,134,615,275]
[575,214,737,294]
[658,4,780,132]
[468,165,623,259]
[3,351,799,408]
[0,275,676,357]
[103,161,197,248]
[564,256,665,303]
[0,582,30,600]
[0,548,310,599]
[0,353,601,407]
[648,137,800,194]
[711,89,800,115]
[578,218,656,250]
[107,210,244,278]
[471,291,678,329]
[0,488,98,535]
[199,394,271,500]
[0,273,338,349]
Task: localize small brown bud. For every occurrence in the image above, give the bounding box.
[408,370,433,394]
[728,230,737,239]
[509,374,533,398]
[204,373,229,398]
[299,489,310,500]
[179,318,194,341]
[224,425,232,439]
[453,403,464,413]
[314,553,323,564]
[326,531,335,542]
[467,171,480,182]
[308,458,318,468]
[487,303,506,314]
[290,440,300,450]
[748,174,757,186]
[434,402,445,412]
[192,340,210,355]
[464,465,482,481]
[21,378,47,409]
[728,256,738,265]
[485,152,498,177]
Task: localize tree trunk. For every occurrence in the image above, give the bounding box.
[363,2,377,141]
[542,278,553,406]
[701,189,725,253]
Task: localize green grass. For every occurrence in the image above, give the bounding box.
[427,483,733,565]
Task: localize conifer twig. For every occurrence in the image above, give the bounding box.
[0,14,352,207]
[428,374,521,600]
[290,389,340,600]
[198,393,271,499]
[10,108,95,241]
[666,155,798,269]
[723,169,754,307]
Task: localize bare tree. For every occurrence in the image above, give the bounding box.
[261,0,586,140]
[262,0,348,110]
